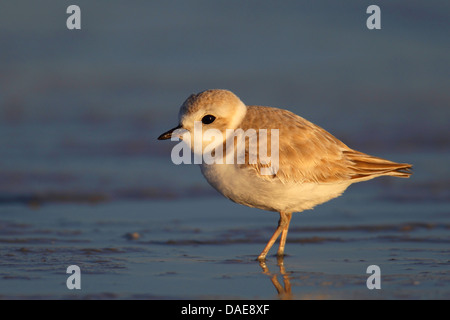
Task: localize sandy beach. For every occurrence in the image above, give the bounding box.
[0,1,448,299]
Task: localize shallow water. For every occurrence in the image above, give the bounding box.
[0,1,449,299]
[1,153,449,299]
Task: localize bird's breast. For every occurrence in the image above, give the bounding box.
[199,163,351,213]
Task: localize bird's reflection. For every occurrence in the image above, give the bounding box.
[259,256,292,300]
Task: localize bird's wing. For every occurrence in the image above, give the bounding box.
[233,106,411,184]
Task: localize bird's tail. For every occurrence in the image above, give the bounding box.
[344,150,412,182]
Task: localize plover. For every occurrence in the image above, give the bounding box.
[158,89,412,260]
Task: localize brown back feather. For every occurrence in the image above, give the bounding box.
[233,106,412,184]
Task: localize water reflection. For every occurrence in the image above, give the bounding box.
[259,257,292,300]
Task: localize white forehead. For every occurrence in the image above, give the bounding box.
[177,89,247,129]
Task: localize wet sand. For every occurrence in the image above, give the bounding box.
[1,152,449,299]
[0,1,449,299]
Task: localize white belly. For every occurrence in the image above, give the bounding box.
[200,163,352,213]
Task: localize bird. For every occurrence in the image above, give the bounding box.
[158,89,412,261]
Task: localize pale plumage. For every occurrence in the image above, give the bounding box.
[158,89,412,260]
[237,105,412,184]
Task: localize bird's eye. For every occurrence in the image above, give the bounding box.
[201,115,216,124]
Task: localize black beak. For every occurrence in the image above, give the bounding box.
[158,125,182,140]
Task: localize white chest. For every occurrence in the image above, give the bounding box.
[200,163,351,213]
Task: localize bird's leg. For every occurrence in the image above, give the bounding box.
[257,212,291,261]
[277,212,292,257]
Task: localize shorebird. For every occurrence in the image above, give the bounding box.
[158,89,412,260]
